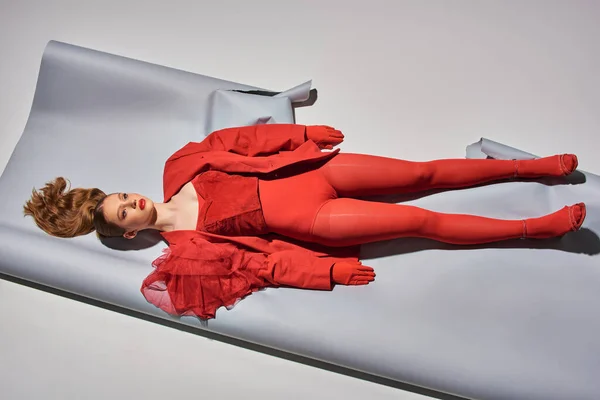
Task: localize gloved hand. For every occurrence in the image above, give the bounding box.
[332,261,375,286]
[306,125,344,150]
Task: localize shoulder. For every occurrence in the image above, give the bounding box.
[166,142,205,162]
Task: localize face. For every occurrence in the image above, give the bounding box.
[101,192,157,239]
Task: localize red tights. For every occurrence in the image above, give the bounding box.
[262,153,585,247]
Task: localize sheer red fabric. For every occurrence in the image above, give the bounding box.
[141,234,339,319]
[141,239,264,319]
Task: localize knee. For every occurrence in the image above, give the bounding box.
[408,207,437,232]
[416,163,435,184]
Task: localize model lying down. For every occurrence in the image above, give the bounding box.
[24,124,586,319]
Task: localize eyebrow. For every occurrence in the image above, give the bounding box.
[116,193,123,220]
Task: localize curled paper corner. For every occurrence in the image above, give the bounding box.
[274,80,313,103]
[465,138,489,159]
[466,137,538,160]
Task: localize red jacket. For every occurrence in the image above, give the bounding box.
[141,124,360,320]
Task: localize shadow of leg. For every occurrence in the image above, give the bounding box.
[361,228,600,260]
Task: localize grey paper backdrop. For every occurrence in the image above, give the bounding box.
[1,40,600,400]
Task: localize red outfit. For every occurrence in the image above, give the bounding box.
[141,124,585,320]
[142,124,358,320]
[192,171,268,236]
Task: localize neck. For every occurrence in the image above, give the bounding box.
[148,202,178,232]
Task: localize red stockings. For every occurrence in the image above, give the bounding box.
[310,153,585,247]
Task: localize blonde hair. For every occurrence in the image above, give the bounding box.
[23,177,125,238]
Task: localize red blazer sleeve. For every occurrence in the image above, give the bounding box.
[196,124,308,156]
[256,250,334,291]
[140,237,335,320]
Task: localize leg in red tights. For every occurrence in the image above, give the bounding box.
[321,153,578,197]
[311,199,586,247]
[310,153,584,247]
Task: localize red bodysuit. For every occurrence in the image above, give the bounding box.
[141,124,585,320]
[192,171,269,236]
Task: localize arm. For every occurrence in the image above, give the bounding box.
[198,124,308,156]
[256,250,337,290]
[140,237,371,320]
[141,239,337,320]
[194,124,345,156]
[259,251,375,289]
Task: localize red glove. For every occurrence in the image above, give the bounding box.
[306,125,344,150]
[332,261,375,286]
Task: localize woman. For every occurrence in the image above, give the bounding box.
[23,124,586,319]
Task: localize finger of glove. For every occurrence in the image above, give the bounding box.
[356,275,375,282]
[351,271,374,280]
[350,279,371,285]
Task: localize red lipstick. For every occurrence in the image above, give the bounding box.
[139,198,146,210]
